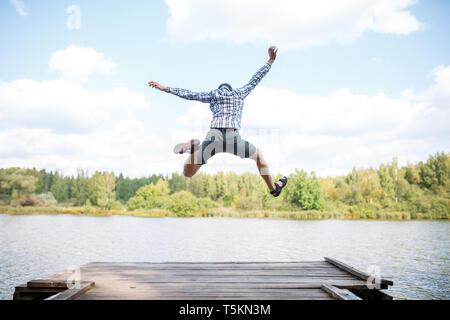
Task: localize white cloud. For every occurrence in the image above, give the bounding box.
[10,0,27,16]
[0,86,175,175]
[165,0,422,49]
[0,79,149,133]
[49,45,117,82]
[1,45,447,179]
[399,65,450,137]
[176,87,414,135]
[0,123,177,177]
[0,46,178,177]
[175,65,450,177]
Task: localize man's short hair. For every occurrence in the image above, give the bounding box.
[218,83,232,91]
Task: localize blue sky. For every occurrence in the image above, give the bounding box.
[0,0,449,177]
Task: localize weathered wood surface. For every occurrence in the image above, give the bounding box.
[16,259,393,300]
[325,257,393,287]
[74,261,371,300]
[321,284,362,300]
[45,281,95,300]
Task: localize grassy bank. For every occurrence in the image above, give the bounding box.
[0,205,446,220]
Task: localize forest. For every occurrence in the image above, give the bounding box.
[0,152,448,219]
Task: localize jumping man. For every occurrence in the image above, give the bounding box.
[148,46,287,197]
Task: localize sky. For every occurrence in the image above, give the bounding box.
[0,0,449,178]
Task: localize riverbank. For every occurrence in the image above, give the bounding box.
[0,205,446,220]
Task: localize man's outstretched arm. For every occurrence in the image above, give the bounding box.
[148,81,212,103]
[238,46,278,98]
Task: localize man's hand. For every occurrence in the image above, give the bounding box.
[268,46,278,65]
[148,81,168,92]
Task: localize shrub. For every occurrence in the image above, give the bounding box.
[83,199,92,214]
[198,197,218,210]
[11,195,38,207]
[35,192,57,206]
[110,200,125,210]
[128,196,170,210]
[168,191,199,216]
[127,181,171,210]
[235,196,262,211]
[0,194,10,205]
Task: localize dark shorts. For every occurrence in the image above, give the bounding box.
[195,128,257,165]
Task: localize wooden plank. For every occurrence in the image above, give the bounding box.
[89,269,353,276]
[82,289,329,296]
[77,275,362,281]
[87,273,357,279]
[324,257,393,287]
[87,261,332,265]
[81,265,354,271]
[84,282,355,290]
[27,280,69,289]
[321,284,362,300]
[46,281,94,300]
[84,262,335,269]
[13,284,64,300]
[14,284,63,293]
[84,266,340,271]
[80,295,331,300]
[79,288,332,300]
[79,277,363,284]
[85,281,367,289]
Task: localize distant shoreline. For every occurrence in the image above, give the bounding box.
[0,206,447,221]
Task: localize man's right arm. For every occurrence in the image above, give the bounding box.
[148,81,212,103]
[167,87,213,103]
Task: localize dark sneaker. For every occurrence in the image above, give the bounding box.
[270,176,288,197]
[173,139,200,154]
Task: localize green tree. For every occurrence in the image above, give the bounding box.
[404,162,420,185]
[284,169,325,210]
[358,168,383,204]
[419,152,449,193]
[0,168,37,206]
[187,174,206,198]
[72,169,90,205]
[319,177,337,202]
[90,171,116,209]
[127,179,170,210]
[168,172,187,194]
[378,164,396,205]
[50,171,70,203]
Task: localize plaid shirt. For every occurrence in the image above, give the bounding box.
[168,62,271,129]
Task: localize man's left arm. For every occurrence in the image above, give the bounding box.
[237,46,277,98]
[237,63,271,98]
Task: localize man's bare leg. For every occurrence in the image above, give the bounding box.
[250,149,277,192]
[183,150,202,178]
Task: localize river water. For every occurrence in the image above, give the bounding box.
[0,215,448,300]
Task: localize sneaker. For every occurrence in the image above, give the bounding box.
[173,139,200,154]
[270,176,288,197]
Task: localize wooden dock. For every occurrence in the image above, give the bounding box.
[13,257,393,300]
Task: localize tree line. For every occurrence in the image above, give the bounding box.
[0,152,448,219]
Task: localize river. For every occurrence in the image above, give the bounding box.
[0,215,448,300]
